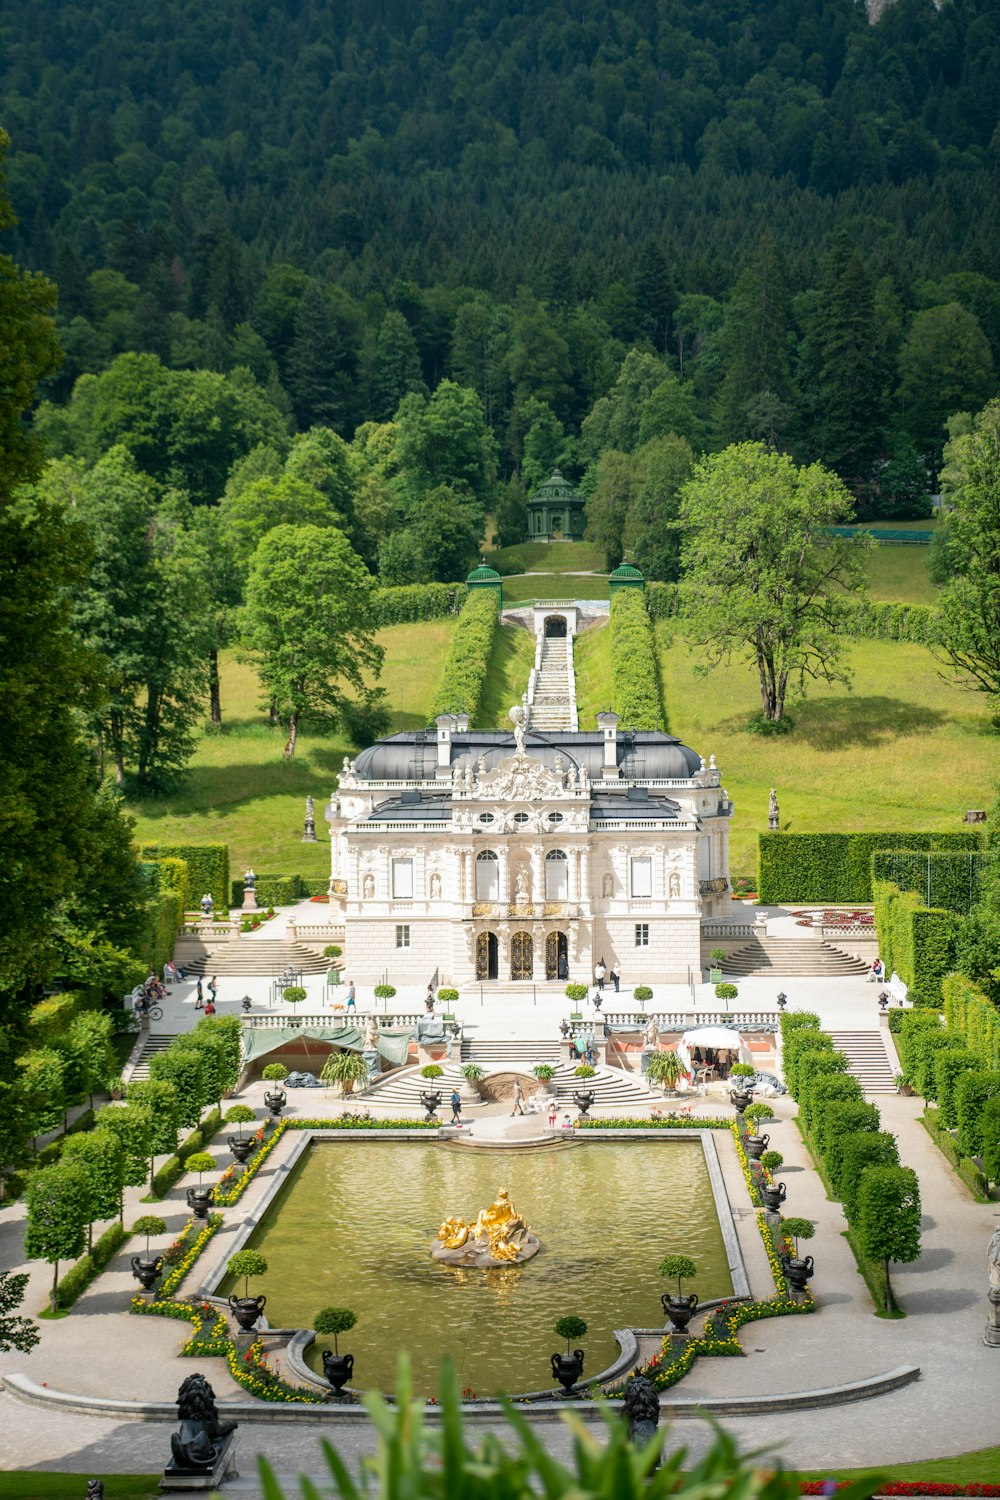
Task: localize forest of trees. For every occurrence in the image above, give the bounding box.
[0,0,996,509]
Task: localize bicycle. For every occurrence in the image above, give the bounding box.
[136,1001,163,1022]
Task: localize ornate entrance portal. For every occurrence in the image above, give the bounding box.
[510,930,533,981]
[476,931,499,981]
[545,931,568,980]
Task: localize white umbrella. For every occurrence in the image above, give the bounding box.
[677,1025,752,1074]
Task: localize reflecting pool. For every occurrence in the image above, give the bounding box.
[225,1138,732,1397]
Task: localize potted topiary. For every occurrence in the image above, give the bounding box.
[314,1306,357,1393]
[715,982,738,1008]
[760,1149,784,1178]
[420,1064,444,1080]
[551,1315,587,1392]
[742,1101,775,1159]
[565,983,588,1009]
[262,1063,288,1119]
[660,1254,699,1333]
[645,1051,684,1094]
[130,1214,167,1290]
[532,1063,556,1097]
[633,985,653,1011]
[225,1104,258,1163]
[262,1063,289,1082]
[185,1152,217,1219]
[227,1249,268,1331]
[709,948,726,981]
[374,984,396,1007]
[895,1073,914,1097]
[437,988,459,1012]
[780,1216,816,1291]
[321,1051,371,1096]
[729,1062,756,1114]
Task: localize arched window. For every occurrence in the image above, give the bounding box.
[545,849,568,900]
[476,849,499,902]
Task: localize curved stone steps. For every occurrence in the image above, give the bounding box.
[175,940,330,976]
[720,939,869,977]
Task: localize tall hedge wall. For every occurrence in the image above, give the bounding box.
[371,582,463,626]
[139,843,230,911]
[944,974,1000,1073]
[430,589,499,723]
[758,830,983,904]
[643,584,940,648]
[873,880,957,1006]
[137,856,188,972]
[609,589,665,731]
[871,850,994,916]
[229,874,328,907]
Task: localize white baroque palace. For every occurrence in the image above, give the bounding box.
[325,709,733,987]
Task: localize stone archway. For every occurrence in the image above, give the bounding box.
[544,614,567,637]
[476,931,499,981]
[545,931,569,981]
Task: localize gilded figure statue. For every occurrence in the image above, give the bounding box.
[433,1187,539,1266]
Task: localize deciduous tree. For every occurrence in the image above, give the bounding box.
[24,1159,91,1313]
[856,1164,922,1312]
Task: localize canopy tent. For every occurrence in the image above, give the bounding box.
[676,1025,752,1075]
[241,1025,411,1069]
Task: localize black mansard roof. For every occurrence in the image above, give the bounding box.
[351,729,702,784]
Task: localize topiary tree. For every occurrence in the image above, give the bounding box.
[979,1098,1000,1186]
[225,1105,256,1138]
[228,1248,268,1299]
[61,1128,125,1249]
[554,1314,587,1352]
[195,1014,242,1093]
[149,1048,205,1129]
[759,1150,784,1174]
[18,1048,65,1145]
[743,1102,775,1137]
[323,946,343,958]
[126,1079,181,1191]
[730,1063,755,1080]
[314,1305,357,1354]
[185,1151,217,1187]
[175,1031,228,1111]
[709,949,726,968]
[838,1132,900,1222]
[420,1064,444,1079]
[573,1064,596,1078]
[633,986,653,1008]
[283,985,307,1007]
[565,983,588,1005]
[67,1011,118,1107]
[659,1254,697,1301]
[132,1214,167,1257]
[781,1217,815,1259]
[715,983,738,1002]
[262,1063,289,1082]
[374,984,396,1000]
[95,1103,153,1217]
[857,1165,921,1312]
[437,989,459,1006]
[24,1159,91,1313]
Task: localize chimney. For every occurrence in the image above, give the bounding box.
[596,710,619,778]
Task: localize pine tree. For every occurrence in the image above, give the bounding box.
[286,281,347,431]
[714,237,793,448]
[371,310,426,422]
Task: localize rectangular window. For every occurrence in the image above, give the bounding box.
[630,857,652,898]
[635,923,649,947]
[391,858,413,900]
[395,924,410,949]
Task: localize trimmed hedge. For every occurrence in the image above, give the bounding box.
[934,1046,979,1128]
[944,973,1000,1072]
[148,1106,223,1200]
[140,843,230,911]
[956,1070,1000,1157]
[874,880,957,1006]
[609,588,665,731]
[758,830,983,904]
[838,1131,900,1222]
[644,581,682,621]
[229,873,328,907]
[53,1221,129,1310]
[430,588,499,722]
[371,582,463,626]
[643,585,940,648]
[871,849,995,917]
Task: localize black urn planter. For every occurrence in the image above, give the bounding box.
[572,1090,595,1118]
[322,1350,355,1393]
[730,1088,754,1115]
[186,1186,214,1220]
[661,1292,699,1333]
[130,1254,164,1291]
[784,1255,815,1292]
[419,1089,442,1121]
[228,1135,255,1163]
[264,1089,286,1119]
[744,1133,769,1161]
[228,1293,267,1332]
[550,1349,585,1392]
[762,1180,787,1212]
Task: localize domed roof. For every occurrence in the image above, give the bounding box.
[609,561,644,581]
[349,729,704,784]
[466,562,502,583]
[528,469,584,504]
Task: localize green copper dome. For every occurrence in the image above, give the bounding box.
[466,563,502,583]
[609,562,644,580]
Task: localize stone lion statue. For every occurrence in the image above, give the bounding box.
[169,1373,238,1473]
[622,1372,660,1454]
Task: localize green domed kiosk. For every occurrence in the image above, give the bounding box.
[608,560,645,595]
[465,560,503,611]
[526,469,586,542]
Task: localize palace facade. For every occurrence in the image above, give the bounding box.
[325,710,733,988]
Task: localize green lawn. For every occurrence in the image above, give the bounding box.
[488,539,606,573]
[576,621,996,873]
[480,624,537,727]
[502,573,610,602]
[0,1478,159,1499]
[794,1445,1000,1484]
[860,544,937,605]
[127,620,455,876]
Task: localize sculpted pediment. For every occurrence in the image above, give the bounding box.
[475,753,569,803]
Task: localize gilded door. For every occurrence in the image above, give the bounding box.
[511,930,533,981]
[476,931,495,981]
[545,931,568,980]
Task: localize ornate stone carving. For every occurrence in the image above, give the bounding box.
[475,753,568,803]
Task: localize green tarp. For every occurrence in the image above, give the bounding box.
[241,1025,411,1068]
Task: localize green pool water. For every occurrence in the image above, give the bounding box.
[225,1138,732,1398]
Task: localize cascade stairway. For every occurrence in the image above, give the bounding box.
[126,1032,180,1082]
[174,939,330,977]
[528,636,575,732]
[720,937,870,977]
[827,1030,897,1093]
[365,1058,657,1113]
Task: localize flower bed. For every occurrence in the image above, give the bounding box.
[576,1116,730,1131]
[157,1215,223,1296]
[801,1488,1000,1498]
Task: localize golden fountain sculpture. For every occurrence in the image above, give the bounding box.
[431,1187,541,1267]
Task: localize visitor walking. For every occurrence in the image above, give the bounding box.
[547,1098,557,1127]
[511,1079,524,1116]
[610,964,621,992]
[346,982,356,1012]
[207,975,218,1003]
[450,1088,462,1123]
[594,958,606,991]
[194,977,203,1010]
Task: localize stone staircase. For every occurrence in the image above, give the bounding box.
[366,1058,657,1113]
[126,1032,179,1082]
[529,636,575,732]
[719,937,870,977]
[827,1030,897,1093]
[174,939,330,976]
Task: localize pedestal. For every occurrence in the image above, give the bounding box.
[241,886,258,911]
[984,1287,1000,1346]
[161,1432,238,1491]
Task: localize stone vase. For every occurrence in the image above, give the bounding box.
[228,1293,267,1332]
[228,1136,255,1163]
[130,1254,164,1291]
[550,1349,585,1393]
[784,1255,814,1292]
[661,1292,699,1333]
[744,1133,769,1161]
[323,1349,355,1393]
[186,1186,214,1220]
